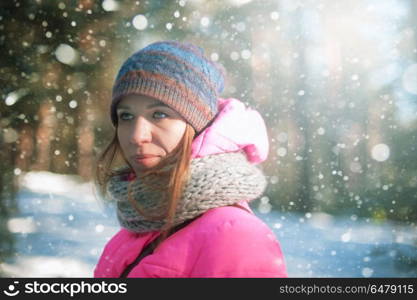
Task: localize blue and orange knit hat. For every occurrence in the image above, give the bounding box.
[110,40,226,133]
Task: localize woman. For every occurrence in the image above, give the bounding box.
[94,40,287,277]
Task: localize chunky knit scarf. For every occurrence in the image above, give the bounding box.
[107,151,267,233]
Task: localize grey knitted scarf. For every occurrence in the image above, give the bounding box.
[107,151,267,233]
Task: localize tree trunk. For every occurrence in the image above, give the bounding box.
[15,124,35,172]
[77,102,94,180]
[32,102,56,171]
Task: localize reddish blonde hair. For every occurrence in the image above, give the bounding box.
[94,123,196,246]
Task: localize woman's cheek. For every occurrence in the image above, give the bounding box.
[165,121,187,152]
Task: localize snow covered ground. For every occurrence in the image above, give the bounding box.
[1,171,416,278]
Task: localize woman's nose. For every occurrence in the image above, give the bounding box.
[130,116,152,145]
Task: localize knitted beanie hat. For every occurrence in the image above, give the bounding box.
[110,40,226,133]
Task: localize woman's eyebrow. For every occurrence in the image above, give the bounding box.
[146,103,170,109]
[116,105,131,110]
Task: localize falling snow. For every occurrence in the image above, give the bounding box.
[55,44,78,65]
[1,0,416,279]
[371,144,390,162]
[132,14,148,30]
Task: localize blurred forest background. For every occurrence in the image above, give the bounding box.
[1,0,417,264]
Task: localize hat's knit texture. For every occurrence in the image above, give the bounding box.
[107,151,267,233]
[111,40,225,133]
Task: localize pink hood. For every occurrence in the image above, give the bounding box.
[191,98,269,163]
[94,98,287,278]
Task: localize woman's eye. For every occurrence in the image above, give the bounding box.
[153,111,168,119]
[117,111,168,121]
[118,112,133,121]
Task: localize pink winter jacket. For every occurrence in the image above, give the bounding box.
[94,98,287,278]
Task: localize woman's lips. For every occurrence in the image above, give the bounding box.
[134,154,160,164]
[135,154,158,159]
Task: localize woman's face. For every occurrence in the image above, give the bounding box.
[116,94,187,173]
